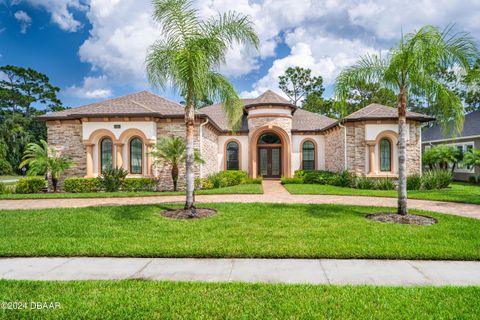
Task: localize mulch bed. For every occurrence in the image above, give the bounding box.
[366,212,437,225]
[160,208,218,220]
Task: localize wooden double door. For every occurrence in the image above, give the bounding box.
[258,147,281,178]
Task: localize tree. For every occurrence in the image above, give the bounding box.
[278,67,324,106]
[145,0,259,212]
[0,65,62,116]
[302,94,338,118]
[151,136,204,191]
[335,25,478,215]
[422,145,462,172]
[464,148,480,167]
[19,140,74,192]
[338,80,398,116]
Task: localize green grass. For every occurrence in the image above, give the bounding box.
[284,182,480,205]
[1,203,479,260]
[0,280,479,319]
[0,184,262,199]
[0,175,21,181]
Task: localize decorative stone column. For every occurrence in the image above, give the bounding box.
[115,143,124,169]
[146,143,155,177]
[367,142,375,174]
[84,143,94,177]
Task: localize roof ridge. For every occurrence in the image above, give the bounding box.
[130,99,156,113]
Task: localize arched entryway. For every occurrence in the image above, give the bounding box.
[249,126,291,178]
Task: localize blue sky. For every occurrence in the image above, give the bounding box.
[1,0,480,109]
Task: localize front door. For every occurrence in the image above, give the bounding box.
[258,147,281,178]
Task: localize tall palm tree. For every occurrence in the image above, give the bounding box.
[151,136,204,191]
[19,140,74,192]
[146,0,259,211]
[335,25,479,215]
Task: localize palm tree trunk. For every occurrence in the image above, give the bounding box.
[184,100,196,210]
[397,87,408,215]
[172,164,179,192]
[52,177,58,193]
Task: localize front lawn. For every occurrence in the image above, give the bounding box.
[1,203,479,260]
[0,184,262,199]
[284,182,480,205]
[1,280,479,319]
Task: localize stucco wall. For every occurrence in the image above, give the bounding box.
[291,135,325,173]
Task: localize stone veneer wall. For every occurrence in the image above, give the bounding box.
[247,117,292,137]
[346,123,367,176]
[406,121,422,175]
[46,121,86,190]
[201,125,219,178]
[324,126,345,172]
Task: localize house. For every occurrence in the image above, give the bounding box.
[422,110,480,181]
[39,90,433,190]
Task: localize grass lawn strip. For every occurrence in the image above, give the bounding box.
[1,203,479,260]
[0,280,479,319]
[0,184,263,199]
[284,182,480,205]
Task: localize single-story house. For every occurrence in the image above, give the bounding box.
[39,90,433,190]
[422,110,480,181]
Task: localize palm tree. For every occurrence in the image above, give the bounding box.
[151,136,204,191]
[335,25,479,215]
[145,0,259,211]
[19,140,73,192]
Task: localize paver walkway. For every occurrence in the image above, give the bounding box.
[1,257,479,286]
[1,180,479,219]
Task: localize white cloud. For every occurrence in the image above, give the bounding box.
[14,10,31,33]
[65,75,112,99]
[18,0,87,32]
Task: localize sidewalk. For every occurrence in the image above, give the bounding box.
[1,181,479,219]
[1,257,479,286]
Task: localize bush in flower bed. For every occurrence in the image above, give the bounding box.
[15,177,46,194]
[196,170,261,190]
[407,174,422,191]
[64,178,102,193]
[421,169,452,190]
[290,170,355,187]
[375,178,396,190]
[355,176,376,190]
[122,178,158,192]
[0,182,14,194]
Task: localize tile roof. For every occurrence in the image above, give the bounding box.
[38,91,185,119]
[244,90,294,107]
[344,103,434,122]
[422,110,480,142]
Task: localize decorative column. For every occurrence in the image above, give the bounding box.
[115,143,124,169]
[146,143,154,177]
[85,143,94,177]
[367,142,375,174]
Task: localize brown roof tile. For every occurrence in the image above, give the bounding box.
[244,90,294,108]
[38,91,185,119]
[344,103,434,122]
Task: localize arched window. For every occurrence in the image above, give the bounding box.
[226,141,240,170]
[258,133,281,144]
[379,138,392,172]
[129,137,143,174]
[100,138,113,173]
[302,141,315,170]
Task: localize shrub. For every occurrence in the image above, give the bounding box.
[122,178,158,192]
[303,170,336,184]
[15,177,46,194]
[98,168,128,192]
[242,177,263,184]
[407,174,422,191]
[203,170,248,189]
[294,170,306,179]
[281,177,304,184]
[196,177,214,190]
[64,178,102,193]
[421,169,452,190]
[0,182,12,194]
[0,158,13,175]
[468,176,478,184]
[331,171,356,188]
[376,178,396,190]
[356,177,376,189]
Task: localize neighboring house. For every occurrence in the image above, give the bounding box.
[422,110,480,181]
[38,90,433,190]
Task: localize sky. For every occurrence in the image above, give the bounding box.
[1,0,480,109]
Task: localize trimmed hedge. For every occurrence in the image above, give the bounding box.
[64,178,102,193]
[197,171,260,190]
[15,177,46,194]
[122,178,158,192]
